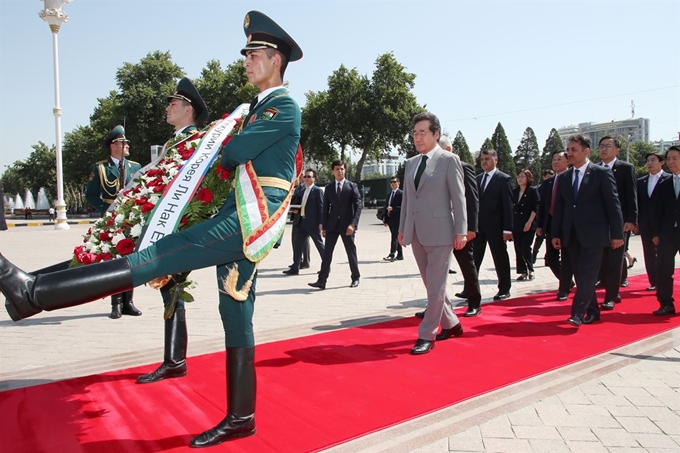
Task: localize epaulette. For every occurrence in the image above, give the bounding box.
[127,160,140,165]
[95,159,108,165]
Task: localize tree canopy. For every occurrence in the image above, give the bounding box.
[514,127,541,181]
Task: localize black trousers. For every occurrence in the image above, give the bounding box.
[656,227,680,308]
[545,227,574,294]
[453,240,481,308]
[512,228,536,274]
[291,220,310,267]
[318,230,360,283]
[640,232,659,287]
[600,231,627,301]
[291,224,325,272]
[567,238,604,319]
[387,220,402,257]
[473,229,511,294]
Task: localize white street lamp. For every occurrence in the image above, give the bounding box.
[39,0,72,230]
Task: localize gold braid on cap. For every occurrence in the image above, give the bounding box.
[220,263,258,302]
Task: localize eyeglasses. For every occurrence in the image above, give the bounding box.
[303,175,314,179]
[390,181,398,184]
[598,144,614,149]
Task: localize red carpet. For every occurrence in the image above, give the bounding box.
[1,273,678,452]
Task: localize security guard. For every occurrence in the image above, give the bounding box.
[2,11,303,449]
[136,77,208,385]
[85,126,142,319]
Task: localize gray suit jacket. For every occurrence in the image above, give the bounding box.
[399,147,467,246]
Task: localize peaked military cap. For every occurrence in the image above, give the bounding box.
[103,125,127,148]
[240,11,302,62]
[167,77,209,123]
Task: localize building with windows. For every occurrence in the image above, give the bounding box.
[360,155,401,179]
[557,118,650,148]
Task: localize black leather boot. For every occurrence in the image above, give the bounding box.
[137,308,188,384]
[109,293,123,319]
[1,253,133,321]
[189,346,256,448]
[121,290,142,316]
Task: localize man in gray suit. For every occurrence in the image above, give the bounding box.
[399,112,468,355]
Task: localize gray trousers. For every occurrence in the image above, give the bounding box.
[411,228,460,341]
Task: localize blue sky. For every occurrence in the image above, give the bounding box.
[1,0,678,175]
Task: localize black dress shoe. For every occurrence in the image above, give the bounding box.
[493,292,511,301]
[109,303,122,319]
[556,292,568,301]
[435,323,464,340]
[350,279,360,288]
[566,316,582,328]
[582,313,601,324]
[282,269,299,275]
[395,255,404,261]
[653,306,676,316]
[415,310,425,319]
[615,295,622,303]
[601,300,616,311]
[383,255,395,262]
[455,291,468,299]
[646,286,656,291]
[300,263,310,269]
[448,269,457,274]
[620,280,629,287]
[308,281,326,290]
[516,275,528,281]
[410,339,434,355]
[464,307,481,317]
[122,300,142,316]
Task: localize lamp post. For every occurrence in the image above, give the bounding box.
[39,0,72,230]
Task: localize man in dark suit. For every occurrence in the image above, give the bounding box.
[399,112,467,355]
[473,149,513,300]
[597,136,637,310]
[552,135,624,328]
[536,150,573,301]
[382,176,404,261]
[284,169,325,275]
[651,146,680,316]
[308,160,362,289]
[531,169,554,264]
[288,176,311,270]
[636,152,670,291]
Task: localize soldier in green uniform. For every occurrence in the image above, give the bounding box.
[85,126,143,319]
[136,77,208,385]
[1,10,302,449]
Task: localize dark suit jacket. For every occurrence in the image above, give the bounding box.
[322,180,362,233]
[553,162,623,248]
[536,175,557,231]
[382,188,403,226]
[608,159,637,225]
[462,162,479,233]
[652,175,680,243]
[512,185,539,233]
[636,172,671,237]
[477,169,513,233]
[291,184,324,230]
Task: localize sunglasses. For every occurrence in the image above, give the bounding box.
[303,175,314,179]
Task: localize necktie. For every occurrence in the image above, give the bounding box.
[549,174,559,216]
[336,182,341,199]
[301,186,311,217]
[674,175,680,199]
[249,96,258,112]
[388,191,395,207]
[118,159,126,189]
[480,173,489,194]
[573,169,580,199]
[414,155,428,190]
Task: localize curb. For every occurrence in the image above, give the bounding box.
[6,220,97,228]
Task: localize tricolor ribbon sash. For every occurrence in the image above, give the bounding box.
[136,103,249,252]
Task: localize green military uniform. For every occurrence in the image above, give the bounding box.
[85,126,141,216]
[128,88,301,345]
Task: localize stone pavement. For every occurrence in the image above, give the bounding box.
[0,210,678,452]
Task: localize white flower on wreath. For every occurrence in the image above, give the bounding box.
[112,232,126,245]
[115,213,125,224]
[101,243,111,254]
[130,223,143,238]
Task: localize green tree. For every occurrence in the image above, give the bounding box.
[62,124,103,189]
[452,131,474,165]
[540,128,564,171]
[0,163,25,198]
[195,59,258,123]
[19,142,57,199]
[514,127,541,181]
[491,123,515,176]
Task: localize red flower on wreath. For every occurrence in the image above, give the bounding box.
[134,197,148,206]
[196,188,213,205]
[141,202,155,214]
[215,165,230,181]
[96,252,114,262]
[79,253,98,265]
[106,217,115,227]
[116,238,135,255]
[99,231,112,242]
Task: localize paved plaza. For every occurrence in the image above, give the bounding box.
[1,211,678,452]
